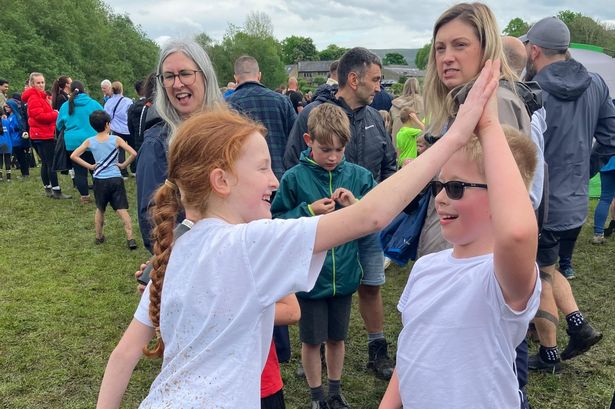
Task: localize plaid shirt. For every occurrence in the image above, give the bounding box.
[227,82,297,180]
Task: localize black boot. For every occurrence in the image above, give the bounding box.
[367,338,394,380]
[604,220,615,238]
[561,322,603,360]
[51,188,72,200]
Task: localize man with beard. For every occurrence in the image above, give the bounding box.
[520,16,615,372]
[284,47,397,381]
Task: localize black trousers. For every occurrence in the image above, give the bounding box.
[32,140,59,187]
[68,149,95,196]
[13,147,30,176]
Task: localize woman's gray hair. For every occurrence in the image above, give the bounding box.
[154,39,222,140]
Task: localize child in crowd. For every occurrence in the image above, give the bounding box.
[416,133,431,156]
[4,99,30,178]
[380,61,541,409]
[396,107,425,168]
[271,104,377,409]
[70,110,137,249]
[379,110,393,139]
[95,60,499,409]
[0,112,12,181]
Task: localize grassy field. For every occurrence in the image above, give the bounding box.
[0,169,613,409]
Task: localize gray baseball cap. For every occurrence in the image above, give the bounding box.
[519,16,570,50]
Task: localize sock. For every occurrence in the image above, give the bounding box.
[45,185,52,189]
[539,345,560,362]
[52,186,61,191]
[328,379,341,397]
[310,385,325,402]
[566,311,585,330]
[367,332,385,344]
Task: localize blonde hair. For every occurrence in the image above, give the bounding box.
[307,104,351,146]
[423,2,517,134]
[111,81,123,95]
[379,110,393,135]
[461,125,537,189]
[143,109,266,358]
[402,77,421,97]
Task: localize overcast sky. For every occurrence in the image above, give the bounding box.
[105,0,615,49]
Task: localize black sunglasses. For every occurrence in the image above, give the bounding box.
[430,180,488,200]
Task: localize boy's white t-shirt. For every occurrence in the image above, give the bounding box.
[134,217,325,409]
[396,249,540,409]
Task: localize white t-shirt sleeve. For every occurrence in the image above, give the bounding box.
[487,263,541,319]
[134,282,154,328]
[244,216,326,307]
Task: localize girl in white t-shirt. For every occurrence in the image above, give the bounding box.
[96,60,501,409]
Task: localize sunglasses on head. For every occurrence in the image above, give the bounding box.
[430,180,488,200]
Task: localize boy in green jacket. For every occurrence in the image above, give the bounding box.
[272,103,378,409]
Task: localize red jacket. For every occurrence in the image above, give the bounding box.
[22,87,58,140]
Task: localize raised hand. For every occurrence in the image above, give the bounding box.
[448,59,500,144]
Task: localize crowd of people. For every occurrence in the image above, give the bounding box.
[2,2,615,408]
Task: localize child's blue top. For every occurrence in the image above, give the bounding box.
[88,134,121,179]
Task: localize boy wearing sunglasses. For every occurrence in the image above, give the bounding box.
[381,92,541,407]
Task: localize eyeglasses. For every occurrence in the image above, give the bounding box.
[430,180,488,200]
[158,70,202,87]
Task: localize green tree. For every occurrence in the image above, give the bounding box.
[0,0,158,98]
[414,43,431,70]
[280,36,318,64]
[204,13,286,89]
[383,52,408,65]
[319,44,349,61]
[312,76,327,86]
[503,18,530,37]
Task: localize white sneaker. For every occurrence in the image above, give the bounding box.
[384,257,392,270]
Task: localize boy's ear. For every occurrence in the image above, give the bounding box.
[209,168,231,197]
[303,132,313,147]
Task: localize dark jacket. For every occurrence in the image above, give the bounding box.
[136,121,170,252]
[272,149,376,299]
[227,81,297,180]
[283,88,397,182]
[369,85,393,111]
[127,97,153,153]
[535,58,615,231]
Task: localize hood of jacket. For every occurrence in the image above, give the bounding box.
[313,89,369,122]
[21,87,45,104]
[299,147,347,177]
[535,59,592,101]
[71,93,95,106]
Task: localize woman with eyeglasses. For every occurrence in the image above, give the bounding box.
[136,39,222,252]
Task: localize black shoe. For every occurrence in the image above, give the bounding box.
[327,393,351,409]
[604,220,615,237]
[51,189,72,199]
[311,400,330,409]
[367,339,394,380]
[127,239,138,250]
[95,236,105,245]
[561,322,603,360]
[44,187,53,197]
[528,353,561,373]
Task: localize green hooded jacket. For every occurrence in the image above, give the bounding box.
[272,148,377,299]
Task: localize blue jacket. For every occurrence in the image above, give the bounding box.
[272,149,376,299]
[535,59,615,231]
[56,94,103,151]
[136,122,170,252]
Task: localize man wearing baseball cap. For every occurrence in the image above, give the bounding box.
[521,16,615,372]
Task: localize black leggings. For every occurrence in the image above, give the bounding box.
[1,153,10,171]
[13,147,30,176]
[68,149,95,196]
[32,140,59,187]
